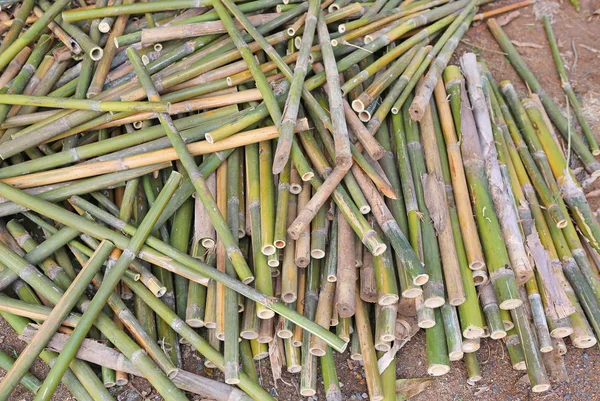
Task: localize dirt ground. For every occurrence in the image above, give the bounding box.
[3,0,600,400]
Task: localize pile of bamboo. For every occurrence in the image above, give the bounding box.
[0,1,597,400]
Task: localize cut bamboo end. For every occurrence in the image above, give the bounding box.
[115,377,128,386]
[540,345,554,353]
[514,361,527,371]
[469,260,485,270]
[499,299,523,310]
[147,279,167,298]
[449,297,466,306]
[449,351,464,361]
[380,333,395,343]
[572,336,597,349]
[300,388,317,397]
[550,327,573,338]
[240,330,258,340]
[186,318,205,328]
[328,4,340,12]
[379,294,399,306]
[358,110,371,122]
[281,293,297,303]
[418,319,435,329]
[427,364,450,376]
[472,270,488,286]
[257,309,275,320]
[310,249,325,259]
[261,244,276,256]
[463,326,485,339]
[287,365,302,374]
[352,99,365,112]
[490,330,507,340]
[309,347,326,357]
[277,329,293,339]
[423,297,445,309]
[593,150,600,156]
[556,220,568,228]
[98,21,112,33]
[531,384,551,393]
[274,239,286,249]
[90,47,103,61]
[201,238,216,249]
[359,205,371,214]
[402,287,423,298]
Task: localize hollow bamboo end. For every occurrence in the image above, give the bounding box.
[391,107,400,114]
[204,133,215,143]
[261,244,276,256]
[132,120,143,129]
[153,43,163,53]
[90,47,103,61]
[300,389,317,397]
[490,330,507,340]
[381,333,395,342]
[267,259,279,268]
[499,299,523,310]
[467,375,482,383]
[201,238,215,249]
[257,309,275,320]
[550,327,573,338]
[402,287,423,298]
[274,239,286,249]
[311,249,325,259]
[364,35,374,44]
[531,384,551,393]
[378,294,399,306]
[359,110,371,122]
[593,150,600,156]
[540,345,554,353]
[148,280,167,298]
[116,377,128,386]
[375,343,391,352]
[240,330,258,340]
[427,364,450,376]
[359,205,371,214]
[225,377,241,385]
[301,171,314,181]
[287,365,302,373]
[186,318,205,328]
[423,296,445,309]
[242,276,254,285]
[371,243,387,256]
[328,4,340,12]
[463,326,485,339]
[418,319,436,329]
[352,99,365,112]
[309,347,326,356]
[503,321,514,331]
[556,219,568,229]
[290,183,302,194]
[338,24,346,33]
[331,39,339,47]
[277,330,293,339]
[327,275,337,283]
[286,27,296,36]
[449,297,466,306]
[449,351,464,361]
[295,256,310,267]
[281,292,297,303]
[409,104,424,122]
[141,54,150,65]
[469,260,485,270]
[472,270,488,286]
[572,336,597,348]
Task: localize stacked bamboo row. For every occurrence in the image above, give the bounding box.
[0,1,596,401]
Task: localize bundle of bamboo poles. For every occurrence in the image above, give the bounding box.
[0,1,596,401]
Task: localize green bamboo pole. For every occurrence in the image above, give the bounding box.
[457,73,521,310]
[34,172,186,401]
[487,18,600,175]
[321,346,342,401]
[259,140,276,255]
[390,111,423,298]
[461,53,533,285]
[426,308,450,376]
[403,95,444,307]
[63,0,213,22]
[391,9,475,113]
[171,197,193,320]
[274,160,291,248]
[542,16,598,154]
[0,350,42,394]
[246,142,274,319]
[523,99,600,253]
[0,312,95,401]
[0,0,35,56]
[0,241,114,400]
[0,94,168,112]
[127,46,254,284]
[224,147,241,384]
[0,0,70,72]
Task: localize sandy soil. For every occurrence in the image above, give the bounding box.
[3,0,600,400]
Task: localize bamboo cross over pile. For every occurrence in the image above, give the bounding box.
[0,1,597,400]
